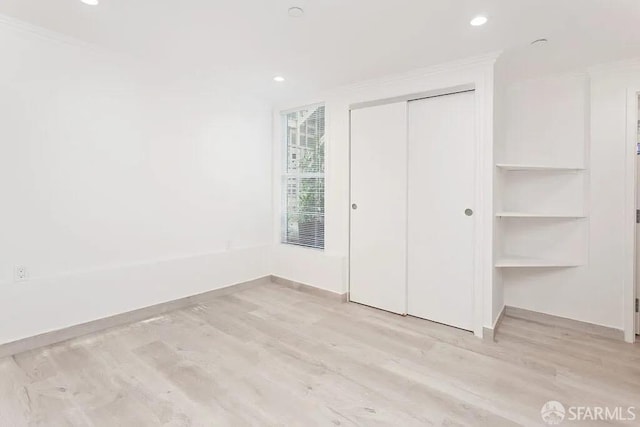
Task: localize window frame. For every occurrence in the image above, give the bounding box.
[280,103,326,250]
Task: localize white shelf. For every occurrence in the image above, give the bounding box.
[496,212,586,219]
[496,163,585,172]
[495,256,582,268]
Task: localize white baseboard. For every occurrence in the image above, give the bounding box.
[482,305,506,342]
[0,253,360,358]
[271,275,348,302]
[0,271,352,358]
[0,276,271,359]
[504,306,625,341]
[270,245,347,294]
[0,246,270,347]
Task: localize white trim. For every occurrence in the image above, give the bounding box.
[349,85,475,110]
[272,56,497,337]
[493,304,506,329]
[271,275,348,301]
[345,62,495,339]
[0,246,271,345]
[482,304,506,342]
[275,52,501,113]
[279,102,325,116]
[329,52,502,97]
[0,12,153,67]
[0,13,92,48]
[505,306,624,341]
[624,88,640,342]
[0,276,272,359]
[278,104,326,250]
[477,64,495,338]
[588,57,640,76]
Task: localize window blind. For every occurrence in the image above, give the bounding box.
[281,105,325,249]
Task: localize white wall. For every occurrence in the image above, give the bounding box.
[502,64,640,331]
[0,21,272,344]
[590,61,640,338]
[8,11,637,345]
[272,54,498,334]
[492,56,508,326]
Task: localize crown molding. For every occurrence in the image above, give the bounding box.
[329,50,503,96]
[274,50,502,112]
[0,13,162,69]
[0,13,96,51]
[506,69,590,87]
[587,56,640,76]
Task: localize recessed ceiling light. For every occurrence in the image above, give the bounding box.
[274,76,285,82]
[288,7,304,18]
[470,15,488,26]
[81,0,99,5]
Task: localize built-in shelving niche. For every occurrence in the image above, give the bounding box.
[494,165,588,268]
[496,164,585,172]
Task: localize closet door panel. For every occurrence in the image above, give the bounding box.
[350,102,407,314]
[407,91,475,331]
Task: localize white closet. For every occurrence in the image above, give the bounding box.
[350,102,408,315]
[350,91,476,331]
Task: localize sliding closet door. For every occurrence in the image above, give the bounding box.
[407,91,475,331]
[350,102,407,314]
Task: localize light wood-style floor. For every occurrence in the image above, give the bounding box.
[1,281,639,426]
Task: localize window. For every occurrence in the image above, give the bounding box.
[282,105,325,249]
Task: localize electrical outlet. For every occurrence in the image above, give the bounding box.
[15,266,27,281]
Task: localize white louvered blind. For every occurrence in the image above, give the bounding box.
[281,105,325,249]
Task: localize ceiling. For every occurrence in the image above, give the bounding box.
[1,0,640,101]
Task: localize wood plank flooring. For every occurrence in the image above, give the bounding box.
[1,281,638,426]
